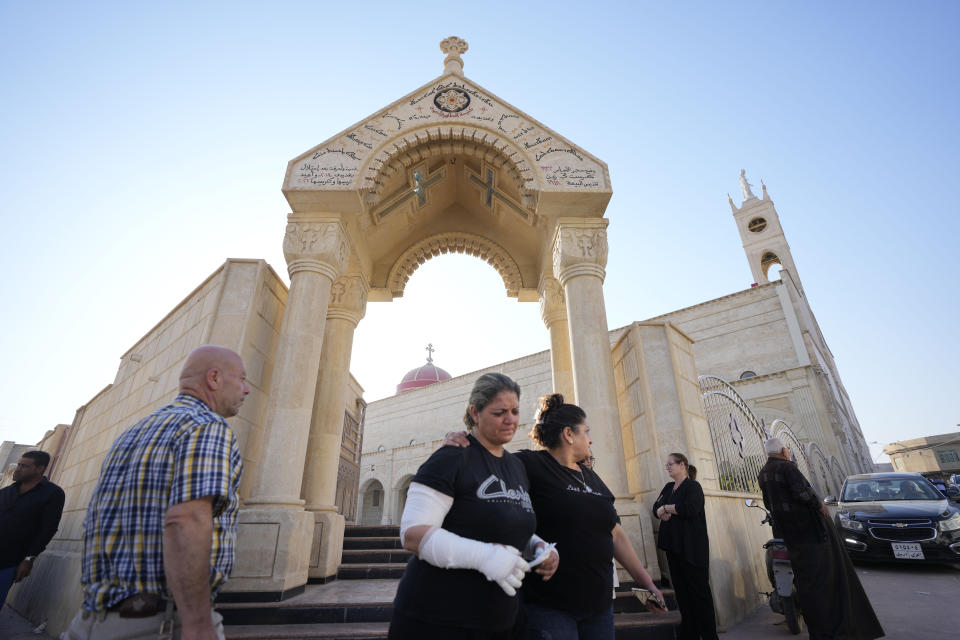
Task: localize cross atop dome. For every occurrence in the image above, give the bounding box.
[397,344,452,394]
[440,36,468,75]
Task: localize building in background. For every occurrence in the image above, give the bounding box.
[885,432,960,476]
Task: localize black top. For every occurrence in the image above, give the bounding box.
[652,478,710,568]
[758,456,827,545]
[516,449,619,615]
[0,477,66,569]
[393,435,537,630]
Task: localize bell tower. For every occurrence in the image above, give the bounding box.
[729,170,802,293]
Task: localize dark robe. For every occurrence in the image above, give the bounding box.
[758,456,884,640]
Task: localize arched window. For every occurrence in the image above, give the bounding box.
[760,251,781,279]
[739,370,757,379]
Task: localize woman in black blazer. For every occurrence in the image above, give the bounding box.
[652,453,718,640]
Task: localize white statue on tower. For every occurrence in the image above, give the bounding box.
[739,169,757,201]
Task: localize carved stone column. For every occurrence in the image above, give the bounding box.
[552,218,642,544]
[227,219,348,597]
[302,274,368,580]
[539,276,574,400]
[552,219,627,492]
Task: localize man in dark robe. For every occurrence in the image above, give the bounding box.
[758,437,884,640]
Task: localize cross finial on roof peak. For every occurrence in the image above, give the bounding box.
[440,36,468,75]
[426,343,435,363]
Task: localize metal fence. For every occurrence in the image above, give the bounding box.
[699,375,849,497]
[698,375,768,493]
[805,442,834,497]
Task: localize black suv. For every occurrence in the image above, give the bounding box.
[825,472,960,563]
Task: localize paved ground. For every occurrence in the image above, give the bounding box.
[4,562,959,639]
[724,561,960,638]
[0,605,54,639]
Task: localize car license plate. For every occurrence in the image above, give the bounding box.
[892,542,924,560]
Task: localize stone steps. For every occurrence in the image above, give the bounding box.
[335,563,407,580]
[342,537,403,551]
[221,525,681,639]
[225,622,388,639]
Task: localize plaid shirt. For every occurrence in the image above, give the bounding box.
[81,394,243,611]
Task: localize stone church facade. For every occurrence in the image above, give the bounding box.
[4,38,871,634]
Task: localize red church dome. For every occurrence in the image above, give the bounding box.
[397,345,452,393]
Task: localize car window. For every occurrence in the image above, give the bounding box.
[842,478,943,501]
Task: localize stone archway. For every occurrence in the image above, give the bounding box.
[395,475,414,523]
[359,479,385,526]
[228,38,634,595]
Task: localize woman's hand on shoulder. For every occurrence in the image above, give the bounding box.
[442,431,470,448]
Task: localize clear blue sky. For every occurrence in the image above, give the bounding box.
[2,2,957,464]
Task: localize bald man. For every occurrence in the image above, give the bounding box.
[64,346,249,640]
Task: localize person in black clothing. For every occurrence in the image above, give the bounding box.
[653,452,718,640]
[519,394,664,640]
[758,438,883,640]
[445,394,665,640]
[0,450,65,606]
[389,373,554,640]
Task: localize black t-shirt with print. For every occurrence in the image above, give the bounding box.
[392,435,537,630]
[516,449,619,615]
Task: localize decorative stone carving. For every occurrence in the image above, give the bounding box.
[328,275,368,324]
[284,75,611,198]
[739,169,757,201]
[360,126,537,208]
[440,36,469,75]
[283,222,349,279]
[552,221,609,285]
[440,36,469,56]
[539,276,566,327]
[386,232,523,298]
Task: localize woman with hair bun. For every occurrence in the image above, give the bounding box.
[653,453,718,640]
[445,393,664,639]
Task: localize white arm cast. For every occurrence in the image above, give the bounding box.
[400,481,530,596]
[399,482,453,545]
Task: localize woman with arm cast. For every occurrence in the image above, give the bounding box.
[388,373,556,640]
[652,453,718,640]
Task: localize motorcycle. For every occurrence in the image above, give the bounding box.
[744,498,804,634]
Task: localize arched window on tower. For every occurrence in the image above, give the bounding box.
[761,251,782,279]
[739,370,757,380]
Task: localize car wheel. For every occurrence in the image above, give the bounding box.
[783,595,804,635]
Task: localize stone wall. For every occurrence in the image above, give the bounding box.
[362,349,554,454]
[0,441,33,488]
[702,491,772,630]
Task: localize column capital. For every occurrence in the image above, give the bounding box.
[327,274,369,325]
[283,220,350,280]
[538,276,567,328]
[551,218,609,286]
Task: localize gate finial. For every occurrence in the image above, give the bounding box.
[440,36,469,75]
